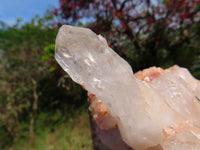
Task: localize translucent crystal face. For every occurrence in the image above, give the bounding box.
[55,25,200,150]
[55,25,134,86]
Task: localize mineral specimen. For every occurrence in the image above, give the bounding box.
[55,25,200,150]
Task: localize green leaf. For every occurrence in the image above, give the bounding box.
[49,66,55,72]
[77,22,84,27]
[41,55,49,62]
[44,44,55,53]
[162,0,168,3]
[195,3,200,11]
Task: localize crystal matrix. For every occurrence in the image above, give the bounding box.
[55,25,200,150]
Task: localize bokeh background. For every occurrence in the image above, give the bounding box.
[0,0,200,149]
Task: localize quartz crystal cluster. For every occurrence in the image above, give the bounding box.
[55,25,200,150]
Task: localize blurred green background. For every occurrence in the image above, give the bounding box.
[0,0,200,149]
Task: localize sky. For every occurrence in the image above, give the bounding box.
[0,0,59,25]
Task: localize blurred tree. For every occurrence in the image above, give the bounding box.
[0,15,88,148]
[54,0,200,72]
[0,15,56,144]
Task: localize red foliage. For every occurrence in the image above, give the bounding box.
[147,19,155,25]
[108,44,112,48]
[52,0,200,69]
[57,0,95,22]
[54,8,58,15]
[155,41,159,46]
[121,22,127,29]
[54,0,200,34]
[180,13,190,19]
[46,60,51,65]
[54,64,60,70]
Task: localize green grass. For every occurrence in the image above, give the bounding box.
[9,112,93,150]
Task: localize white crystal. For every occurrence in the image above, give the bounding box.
[55,25,200,150]
[149,66,200,127]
